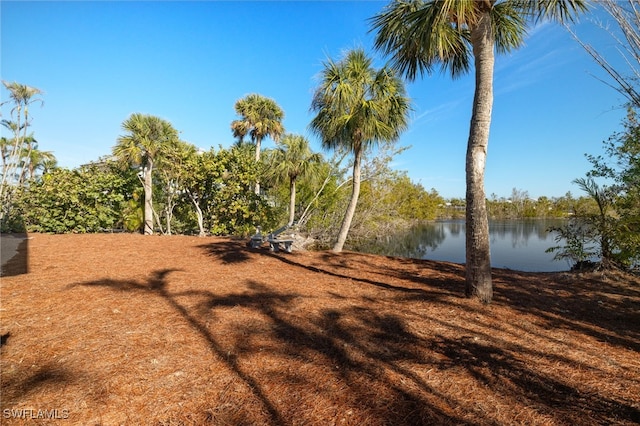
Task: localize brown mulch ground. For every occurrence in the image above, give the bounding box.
[1,233,639,426]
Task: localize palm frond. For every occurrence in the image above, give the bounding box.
[511,0,590,24]
[370,0,473,80]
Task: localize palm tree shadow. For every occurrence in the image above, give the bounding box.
[262,250,463,302]
[73,268,285,425]
[197,240,252,264]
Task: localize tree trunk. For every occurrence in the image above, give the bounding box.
[254,137,261,195]
[333,148,362,252]
[187,190,206,237]
[288,178,296,226]
[143,159,154,235]
[465,10,494,303]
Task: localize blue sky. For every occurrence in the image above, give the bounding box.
[1,1,630,199]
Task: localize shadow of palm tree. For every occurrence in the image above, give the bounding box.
[69,256,640,425]
[491,269,640,352]
[74,269,286,425]
[2,363,77,403]
[261,250,464,302]
[197,240,252,264]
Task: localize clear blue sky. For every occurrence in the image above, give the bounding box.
[1,1,629,199]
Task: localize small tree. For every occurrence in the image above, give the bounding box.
[265,134,322,225]
[17,163,130,233]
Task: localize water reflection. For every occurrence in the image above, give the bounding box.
[356,222,446,259]
[353,219,570,272]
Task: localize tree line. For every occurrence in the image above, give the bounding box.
[2,0,639,305]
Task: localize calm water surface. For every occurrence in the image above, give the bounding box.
[355,219,570,272]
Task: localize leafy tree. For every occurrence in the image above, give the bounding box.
[265,134,322,225]
[231,94,285,194]
[546,219,599,270]
[209,145,275,235]
[17,163,131,233]
[181,145,274,236]
[113,113,179,235]
[182,148,225,237]
[585,108,640,268]
[371,0,588,303]
[154,139,197,235]
[310,48,411,252]
[573,177,617,264]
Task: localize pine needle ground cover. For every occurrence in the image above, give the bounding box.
[1,234,638,425]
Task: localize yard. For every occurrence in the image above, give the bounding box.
[1,233,639,425]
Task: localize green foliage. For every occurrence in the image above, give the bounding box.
[552,109,640,271]
[179,144,275,236]
[211,146,275,235]
[18,163,133,233]
[546,220,598,270]
[347,172,443,247]
[122,193,143,233]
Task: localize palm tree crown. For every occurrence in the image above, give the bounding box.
[114,113,179,167]
[231,94,285,195]
[231,94,285,160]
[370,0,586,81]
[311,48,410,153]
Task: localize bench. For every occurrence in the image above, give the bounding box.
[248,223,295,253]
[268,237,294,253]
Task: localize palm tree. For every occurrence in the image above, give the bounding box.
[24,143,57,181]
[1,81,43,194]
[267,134,322,225]
[113,113,179,235]
[310,48,411,252]
[370,0,588,303]
[231,94,285,194]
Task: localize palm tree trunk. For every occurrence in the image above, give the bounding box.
[144,160,154,235]
[465,10,494,303]
[289,178,296,226]
[333,148,362,252]
[254,137,261,195]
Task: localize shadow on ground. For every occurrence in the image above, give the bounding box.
[66,245,640,425]
[1,233,28,276]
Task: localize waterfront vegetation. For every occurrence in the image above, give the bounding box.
[1,83,637,274]
[2,1,639,280]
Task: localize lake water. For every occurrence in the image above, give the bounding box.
[355,219,571,272]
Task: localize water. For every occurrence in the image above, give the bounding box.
[355,219,571,272]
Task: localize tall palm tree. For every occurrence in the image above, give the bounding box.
[371,0,588,303]
[1,81,43,196]
[267,134,322,225]
[310,48,411,252]
[113,113,179,235]
[231,94,285,194]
